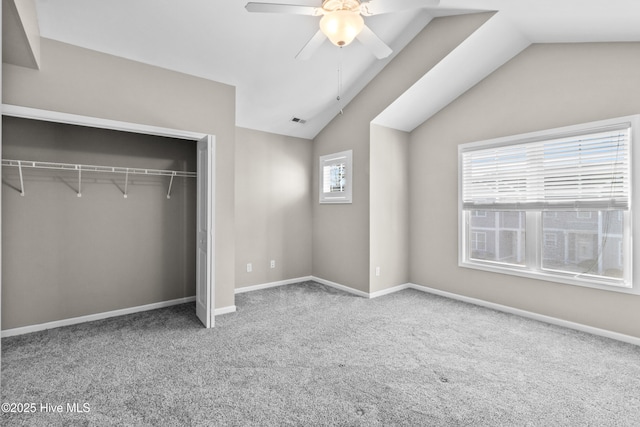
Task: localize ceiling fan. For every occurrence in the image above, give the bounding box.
[245,0,440,60]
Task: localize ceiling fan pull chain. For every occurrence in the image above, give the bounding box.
[337,46,344,115]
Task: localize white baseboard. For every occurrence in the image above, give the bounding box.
[311,277,413,300]
[310,276,370,298]
[304,277,640,346]
[369,283,412,299]
[234,275,369,298]
[22,278,630,346]
[1,296,197,338]
[214,305,237,316]
[406,283,640,347]
[235,276,313,294]
[233,276,640,346]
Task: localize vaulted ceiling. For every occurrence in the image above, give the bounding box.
[6,0,640,139]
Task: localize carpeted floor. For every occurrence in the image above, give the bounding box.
[2,281,640,426]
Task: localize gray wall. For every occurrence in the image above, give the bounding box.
[235,127,312,288]
[2,117,196,329]
[370,124,409,292]
[2,38,237,312]
[409,42,640,338]
[312,13,491,292]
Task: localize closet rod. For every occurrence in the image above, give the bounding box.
[2,159,197,178]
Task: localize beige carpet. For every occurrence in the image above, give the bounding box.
[2,281,640,426]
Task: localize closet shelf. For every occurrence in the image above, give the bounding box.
[2,159,196,199]
[2,159,196,178]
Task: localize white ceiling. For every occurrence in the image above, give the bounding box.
[32,0,640,139]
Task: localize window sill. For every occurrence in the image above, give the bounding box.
[459,259,636,295]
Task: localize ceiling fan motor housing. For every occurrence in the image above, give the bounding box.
[322,0,361,13]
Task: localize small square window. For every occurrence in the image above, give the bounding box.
[319,150,352,204]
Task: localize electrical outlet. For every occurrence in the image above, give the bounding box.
[375,266,380,277]
[247,263,252,273]
[270,260,276,269]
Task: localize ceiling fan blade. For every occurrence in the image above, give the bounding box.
[356,25,392,59]
[295,29,326,60]
[245,2,323,16]
[360,0,440,16]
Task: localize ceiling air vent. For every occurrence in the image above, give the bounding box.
[291,117,307,124]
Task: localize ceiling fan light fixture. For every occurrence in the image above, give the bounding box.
[319,9,364,47]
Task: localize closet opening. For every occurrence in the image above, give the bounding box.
[1,106,215,336]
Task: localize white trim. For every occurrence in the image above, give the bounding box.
[2,104,206,140]
[458,114,640,152]
[214,305,237,316]
[310,276,370,298]
[369,283,412,299]
[239,277,639,346]
[285,276,640,346]
[235,275,375,299]
[235,276,313,294]
[1,296,196,338]
[5,272,633,345]
[406,283,640,347]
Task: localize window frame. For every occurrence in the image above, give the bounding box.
[458,115,639,295]
[319,150,353,204]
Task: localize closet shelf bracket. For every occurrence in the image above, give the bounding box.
[18,160,25,196]
[123,168,129,199]
[77,166,82,198]
[167,171,176,199]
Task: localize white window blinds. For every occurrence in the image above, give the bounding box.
[461,125,631,211]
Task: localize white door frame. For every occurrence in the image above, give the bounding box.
[2,104,207,140]
[0,104,216,325]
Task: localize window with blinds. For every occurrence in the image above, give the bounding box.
[458,116,638,293]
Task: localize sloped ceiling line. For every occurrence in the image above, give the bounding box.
[372,12,531,132]
[2,0,41,70]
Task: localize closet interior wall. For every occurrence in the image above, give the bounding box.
[1,116,197,330]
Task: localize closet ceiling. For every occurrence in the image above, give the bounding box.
[26,0,640,139]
